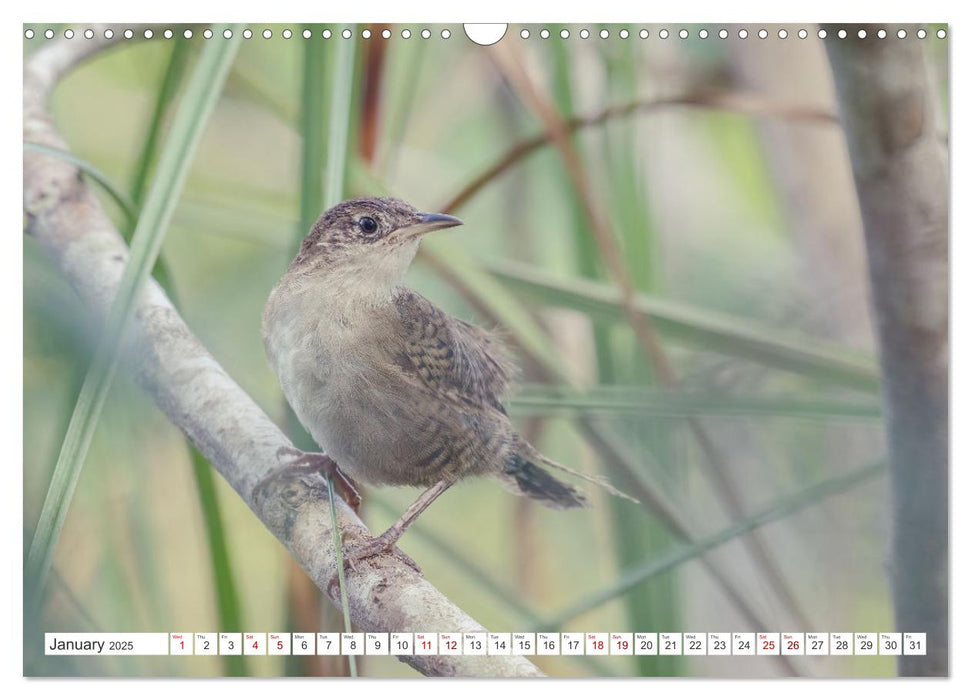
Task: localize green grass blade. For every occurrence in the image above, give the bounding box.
[598,35,681,676]
[324,28,356,210]
[549,34,676,675]
[190,447,247,676]
[326,478,356,677]
[131,40,192,207]
[298,24,328,244]
[509,385,883,420]
[366,496,616,676]
[485,258,881,392]
[127,37,247,676]
[27,139,246,677]
[375,35,427,179]
[23,142,180,297]
[282,24,339,678]
[368,496,542,625]
[23,142,138,224]
[25,26,242,614]
[539,459,886,630]
[285,25,331,453]
[319,23,358,678]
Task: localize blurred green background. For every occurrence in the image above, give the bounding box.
[23,23,949,677]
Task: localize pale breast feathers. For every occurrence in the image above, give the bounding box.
[388,289,517,413]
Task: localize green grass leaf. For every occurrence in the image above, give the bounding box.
[324,28,356,211]
[486,258,881,392]
[189,448,247,676]
[298,25,328,245]
[317,24,358,678]
[375,36,427,179]
[510,385,882,420]
[538,458,886,630]
[130,39,247,676]
[130,41,192,207]
[25,26,243,614]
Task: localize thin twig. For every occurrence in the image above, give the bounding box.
[326,478,357,677]
[440,91,836,214]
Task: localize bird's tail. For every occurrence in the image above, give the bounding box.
[500,445,641,510]
[533,453,640,505]
[500,454,589,509]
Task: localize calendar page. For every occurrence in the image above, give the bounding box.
[22,15,949,681]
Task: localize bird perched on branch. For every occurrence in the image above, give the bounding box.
[262,197,633,568]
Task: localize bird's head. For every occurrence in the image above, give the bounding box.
[291,197,462,285]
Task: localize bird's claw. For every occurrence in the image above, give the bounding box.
[343,535,422,575]
[272,448,362,513]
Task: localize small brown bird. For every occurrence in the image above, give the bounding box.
[263,197,630,567]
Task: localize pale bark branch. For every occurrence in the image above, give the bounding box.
[24,30,542,678]
[824,25,948,676]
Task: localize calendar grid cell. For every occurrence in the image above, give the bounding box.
[684,632,706,656]
[438,633,461,656]
[316,632,340,655]
[170,633,192,656]
[244,632,266,656]
[268,633,290,656]
[366,632,389,656]
[489,632,512,656]
[708,633,730,656]
[195,633,216,656]
[414,632,438,655]
[659,632,682,656]
[219,632,241,656]
[390,632,414,656]
[537,632,560,656]
[292,633,314,655]
[635,632,658,656]
[806,632,828,655]
[462,632,486,656]
[561,632,584,656]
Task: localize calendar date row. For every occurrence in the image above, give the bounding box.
[47,632,926,657]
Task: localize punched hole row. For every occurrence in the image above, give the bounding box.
[520,27,945,40]
[23,27,455,40]
[23,26,947,41]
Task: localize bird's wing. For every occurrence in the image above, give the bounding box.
[387,288,517,413]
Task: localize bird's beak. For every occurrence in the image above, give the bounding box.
[412,212,464,235]
[393,212,463,242]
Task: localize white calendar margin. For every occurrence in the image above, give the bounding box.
[6,2,967,699]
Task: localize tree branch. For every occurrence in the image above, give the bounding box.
[440,91,836,215]
[24,29,542,679]
[824,25,948,676]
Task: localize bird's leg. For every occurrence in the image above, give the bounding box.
[266,447,362,513]
[344,474,457,571]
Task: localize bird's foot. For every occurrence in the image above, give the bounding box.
[271,447,362,513]
[343,532,421,575]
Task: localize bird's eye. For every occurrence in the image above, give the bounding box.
[358,216,378,235]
